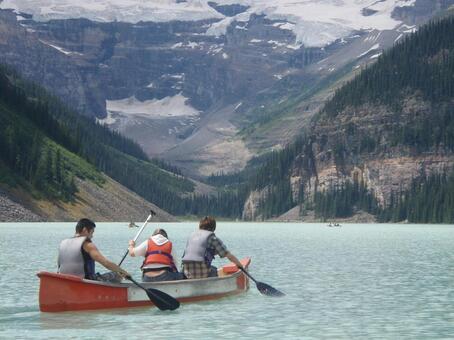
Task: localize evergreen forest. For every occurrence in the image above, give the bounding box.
[209,15,454,223]
[1,15,453,223]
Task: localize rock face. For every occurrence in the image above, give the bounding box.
[0,176,177,222]
[242,94,454,221]
[242,189,265,221]
[0,189,44,222]
[0,1,451,176]
[302,95,454,204]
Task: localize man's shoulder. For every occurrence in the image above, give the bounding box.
[208,233,225,245]
[60,236,88,246]
[82,239,96,250]
[207,233,218,241]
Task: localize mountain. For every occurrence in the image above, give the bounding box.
[239,14,454,223]
[0,64,189,221]
[0,61,248,221]
[1,0,451,177]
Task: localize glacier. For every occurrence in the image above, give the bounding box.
[0,0,416,47]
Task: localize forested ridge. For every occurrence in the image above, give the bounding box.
[0,64,264,217]
[206,15,454,222]
[0,65,194,210]
[261,15,454,222]
[321,16,454,153]
[314,15,454,223]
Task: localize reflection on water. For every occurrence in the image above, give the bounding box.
[1,222,454,339]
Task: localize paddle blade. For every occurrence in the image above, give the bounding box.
[146,288,180,311]
[256,282,285,297]
[126,276,180,311]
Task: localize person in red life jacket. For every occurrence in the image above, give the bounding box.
[58,218,129,281]
[182,216,243,279]
[128,228,184,282]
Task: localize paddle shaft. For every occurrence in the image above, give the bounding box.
[127,275,150,292]
[126,275,180,311]
[240,267,258,284]
[118,209,156,266]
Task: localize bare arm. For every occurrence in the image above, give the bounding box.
[84,242,129,277]
[225,252,243,269]
[128,240,148,257]
[128,240,136,257]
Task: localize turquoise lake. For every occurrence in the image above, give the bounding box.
[1,222,454,339]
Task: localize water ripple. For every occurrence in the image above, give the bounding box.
[2,222,454,339]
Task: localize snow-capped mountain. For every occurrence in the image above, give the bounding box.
[1,0,416,47]
[0,0,451,176]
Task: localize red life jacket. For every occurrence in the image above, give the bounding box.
[142,237,176,271]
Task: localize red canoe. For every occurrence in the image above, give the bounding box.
[37,258,251,312]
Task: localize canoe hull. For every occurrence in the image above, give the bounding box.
[38,258,250,312]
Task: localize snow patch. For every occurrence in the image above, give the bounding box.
[370,52,382,59]
[103,93,200,123]
[208,47,223,55]
[39,39,82,55]
[187,41,199,49]
[394,33,403,43]
[170,74,184,80]
[268,40,302,50]
[358,43,380,58]
[171,41,200,49]
[273,22,295,31]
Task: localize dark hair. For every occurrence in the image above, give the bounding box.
[199,216,216,232]
[152,228,168,238]
[75,218,96,233]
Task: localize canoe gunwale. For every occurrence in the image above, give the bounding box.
[37,269,243,288]
[37,257,251,312]
[37,257,251,288]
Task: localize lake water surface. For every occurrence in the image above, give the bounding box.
[1,222,454,339]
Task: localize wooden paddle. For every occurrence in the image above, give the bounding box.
[126,275,180,311]
[118,209,156,266]
[119,210,180,311]
[240,267,285,297]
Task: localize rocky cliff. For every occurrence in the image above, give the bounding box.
[243,101,454,220]
[243,68,454,221]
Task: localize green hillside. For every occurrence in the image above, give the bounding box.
[0,64,256,219]
[0,65,195,212]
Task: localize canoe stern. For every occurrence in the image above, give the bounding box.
[37,272,128,312]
